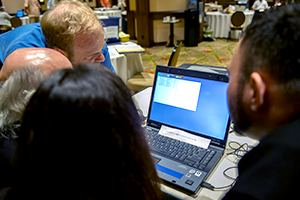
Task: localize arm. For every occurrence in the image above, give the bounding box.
[264,1,269,9]
[37,0,41,9]
[5,12,12,20]
[252,1,258,10]
[24,0,28,13]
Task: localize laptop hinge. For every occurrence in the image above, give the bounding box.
[209,141,225,150]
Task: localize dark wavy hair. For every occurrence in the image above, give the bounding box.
[240,4,300,95]
[13,64,161,200]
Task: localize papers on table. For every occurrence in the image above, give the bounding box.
[132,87,152,117]
[113,41,145,54]
[114,44,145,54]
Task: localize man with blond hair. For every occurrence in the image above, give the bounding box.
[0,0,115,73]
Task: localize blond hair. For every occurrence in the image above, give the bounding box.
[41,0,102,60]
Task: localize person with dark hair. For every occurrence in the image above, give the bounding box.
[224,4,300,200]
[0,48,72,190]
[0,64,161,200]
[0,66,47,190]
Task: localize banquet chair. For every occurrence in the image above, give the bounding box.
[11,17,22,29]
[126,41,182,93]
[228,11,245,40]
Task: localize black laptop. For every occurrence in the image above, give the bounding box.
[145,65,230,194]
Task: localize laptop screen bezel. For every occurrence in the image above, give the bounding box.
[147,65,231,148]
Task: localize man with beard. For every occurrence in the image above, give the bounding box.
[223,4,300,200]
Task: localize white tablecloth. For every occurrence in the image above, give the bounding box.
[108,42,144,83]
[206,11,254,39]
[20,15,43,25]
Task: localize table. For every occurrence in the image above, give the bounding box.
[206,11,254,39]
[108,42,144,83]
[163,19,181,47]
[20,15,43,25]
[132,85,259,200]
[205,4,223,12]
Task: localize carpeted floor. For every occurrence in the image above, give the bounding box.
[140,39,239,73]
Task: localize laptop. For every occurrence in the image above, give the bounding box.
[16,10,24,18]
[178,63,229,75]
[145,65,230,194]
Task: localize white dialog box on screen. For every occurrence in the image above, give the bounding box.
[153,76,201,111]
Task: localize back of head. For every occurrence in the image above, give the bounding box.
[17,64,161,200]
[240,4,300,95]
[0,48,72,81]
[0,66,47,139]
[41,0,102,58]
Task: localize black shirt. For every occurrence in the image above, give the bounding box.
[223,115,300,200]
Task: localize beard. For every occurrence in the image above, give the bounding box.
[229,82,252,136]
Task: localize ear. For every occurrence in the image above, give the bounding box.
[249,72,266,111]
[53,47,68,58]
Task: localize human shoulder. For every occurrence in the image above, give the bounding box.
[100,43,116,73]
[225,119,300,199]
[252,1,260,7]
[0,23,46,62]
[262,0,268,5]
[102,42,109,54]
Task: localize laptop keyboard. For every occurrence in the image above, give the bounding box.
[146,127,216,170]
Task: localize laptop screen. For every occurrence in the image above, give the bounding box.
[16,11,24,17]
[148,66,230,142]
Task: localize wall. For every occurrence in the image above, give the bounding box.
[2,0,96,14]
[2,0,24,13]
[129,0,136,11]
[80,0,97,8]
[128,0,187,43]
[151,0,186,43]
[150,0,187,12]
[153,19,185,43]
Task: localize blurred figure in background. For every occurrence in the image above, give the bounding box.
[47,0,55,10]
[0,6,12,34]
[24,0,41,23]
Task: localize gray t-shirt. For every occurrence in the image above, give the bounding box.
[0,11,12,27]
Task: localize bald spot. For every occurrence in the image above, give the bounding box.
[0,48,72,81]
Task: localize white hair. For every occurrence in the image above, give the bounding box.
[0,66,47,139]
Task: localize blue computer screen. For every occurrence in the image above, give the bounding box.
[149,72,229,140]
[16,11,23,17]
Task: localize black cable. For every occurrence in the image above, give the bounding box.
[223,166,237,180]
[227,141,250,158]
[213,180,236,190]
